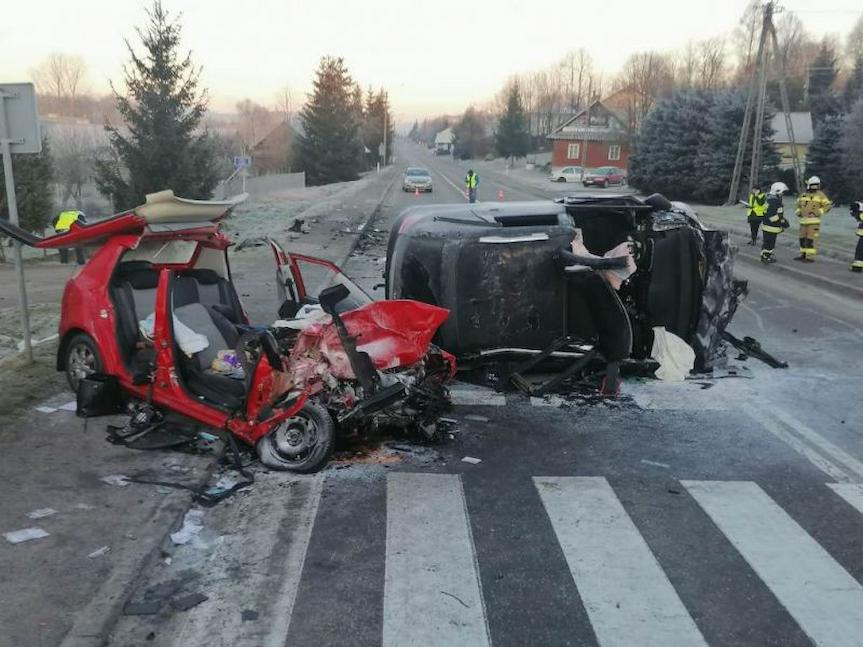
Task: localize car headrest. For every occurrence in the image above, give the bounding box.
[186,269,222,284]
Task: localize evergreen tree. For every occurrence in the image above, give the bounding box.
[839,98,863,202]
[298,57,364,185]
[408,120,419,142]
[808,42,842,126]
[495,82,530,161]
[363,89,394,167]
[0,137,53,233]
[452,107,490,159]
[696,89,779,203]
[629,92,715,200]
[806,115,849,203]
[843,56,863,110]
[94,1,218,210]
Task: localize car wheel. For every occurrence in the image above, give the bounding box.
[64,332,103,392]
[256,400,335,473]
[557,177,566,183]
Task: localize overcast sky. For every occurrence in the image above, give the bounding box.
[1,0,860,122]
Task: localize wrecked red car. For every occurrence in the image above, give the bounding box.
[1,190,454,472]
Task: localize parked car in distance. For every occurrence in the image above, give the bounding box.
[403,167,433,192]
[550,166,584,182]
[583,166,627,188]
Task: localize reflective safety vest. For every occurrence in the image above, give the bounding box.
[748,191,767,217]
[54,210,81,232]
[465,173,478,189]
[854,206,863,237]
[761,194,787,234]
[795,190,832,226]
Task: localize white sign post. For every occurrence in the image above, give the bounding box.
[0,83,42,363]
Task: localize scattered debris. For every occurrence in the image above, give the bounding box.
[439,417,458,425]
[35,405,57,414]
[4,527,50,544]
[440,590,471,608]
[123,600,161,616]
[288,218,305,233]
[197,431,218,442]
[464,414,490,423]
[58,400,77,412]
[74,502,96,511]
[721,331,788,369]
[87,546,111,559]
[26,508,58,520]
[241,609,259,622]
[641,459,671,469]
[461,456,482,465]
[170,509,205,546]
[101,474,130,487]
[170,593,209,611]
[651,327,695,382]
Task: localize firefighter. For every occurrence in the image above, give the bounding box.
[465,169,479,203]
[760,182,790,264]
[795,176,832,262]
[746,184,767,245]
[851,201,863,273]
[52,209,88,265]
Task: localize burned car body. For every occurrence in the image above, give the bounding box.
[385,194,745,373]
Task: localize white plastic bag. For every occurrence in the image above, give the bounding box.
[651,326,695,382]
[139,313,209,356]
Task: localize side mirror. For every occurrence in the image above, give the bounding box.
[318,284,350,314]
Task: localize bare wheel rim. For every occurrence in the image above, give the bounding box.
[271,414,320,463]
[68,343,97,387]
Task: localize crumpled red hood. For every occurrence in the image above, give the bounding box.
[290,300,450,379]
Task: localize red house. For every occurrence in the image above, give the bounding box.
[547,97,632,172]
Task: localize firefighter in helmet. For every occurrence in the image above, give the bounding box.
[746,184,767,245]
[760,182,790,264]
[851,201,863,273]
[795,176,832,262]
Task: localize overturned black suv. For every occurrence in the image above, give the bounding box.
[385,194,746,377]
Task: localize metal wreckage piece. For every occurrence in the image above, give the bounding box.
[385,194,784,395]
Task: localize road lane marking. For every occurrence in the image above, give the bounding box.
[684,480,863,647]
[450,386,506,406]
[383,473,490,647]
[433,167,469,201]
[827,483,863,517]
[172,474,324,647]
[534,476,707,647]
[745,404,863,483]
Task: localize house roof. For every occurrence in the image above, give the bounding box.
[770,112,813,145]
[546,100,630,142]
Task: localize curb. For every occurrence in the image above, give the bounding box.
[737,251,863,299]
[339,168,398,268]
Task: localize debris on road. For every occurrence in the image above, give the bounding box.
[26,508,57,520]
[651,327,696,382]
[100,474,131,487]
[461,456,482,465]
[170,592,209,612]
[34,405,57,414]
[170,509,205,546]
[641,459,671,469]
[87,546,111,559]
[722,331,789,369]
[4,527,50,544]
[464,414,490,423]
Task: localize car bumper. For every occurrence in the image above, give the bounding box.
[404,184,433,192]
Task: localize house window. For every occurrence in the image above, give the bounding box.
[567,143,580,159]
[608,144,621,161]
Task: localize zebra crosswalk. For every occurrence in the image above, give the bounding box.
[105,471,863,647]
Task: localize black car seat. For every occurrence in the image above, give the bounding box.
[173,269,244,323]
[111,261,159,368]
[172,303,246,409]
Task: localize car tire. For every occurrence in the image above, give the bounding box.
[256,400,335,473]
[557,177,566,183]
[64,332,103,392]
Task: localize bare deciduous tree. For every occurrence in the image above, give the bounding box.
[236,99,277,151]
[31,53,87,115]
[614,51,675,130]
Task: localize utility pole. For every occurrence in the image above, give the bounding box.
[382,109,388,167]
[727,1,803,204]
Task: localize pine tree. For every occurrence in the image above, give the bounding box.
[0,137,53,233]
[629,92,715,200]
[298,57,364,185]
[843,56,863,110]
[363,89,394,167]
[94,1,217,210]
[840,98,863,202]
[696,89,780,204]
[452,107,490,159]
[495,82,530,162]
[408,120,419,142]
[808,42,842,127]
[806,115,848,203]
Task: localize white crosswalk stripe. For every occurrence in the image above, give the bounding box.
[383,473,491,647]
[684,480,863,647]
[535,476,708,647]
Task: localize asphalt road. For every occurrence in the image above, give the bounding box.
[107,141,863,647]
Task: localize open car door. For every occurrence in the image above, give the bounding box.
[267,239,372,318]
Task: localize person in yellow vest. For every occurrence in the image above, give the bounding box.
[851,201,863,273]
[794,176,832,263]
[746,184,767,245]
[465,169,478,203]
[760,182,790,264]
[52,209,88,265]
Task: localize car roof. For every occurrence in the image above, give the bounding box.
[396,200,566,226]
[405,167,430,174]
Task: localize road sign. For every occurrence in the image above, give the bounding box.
[233,155,252,169]
[0,82,41,362]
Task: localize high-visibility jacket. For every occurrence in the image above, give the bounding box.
[853,203,863,237]
[465,173,478,189]
[54,210,82,232]
[747,191,767,218]
[795,190,832,225]
[761,194,788,234]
